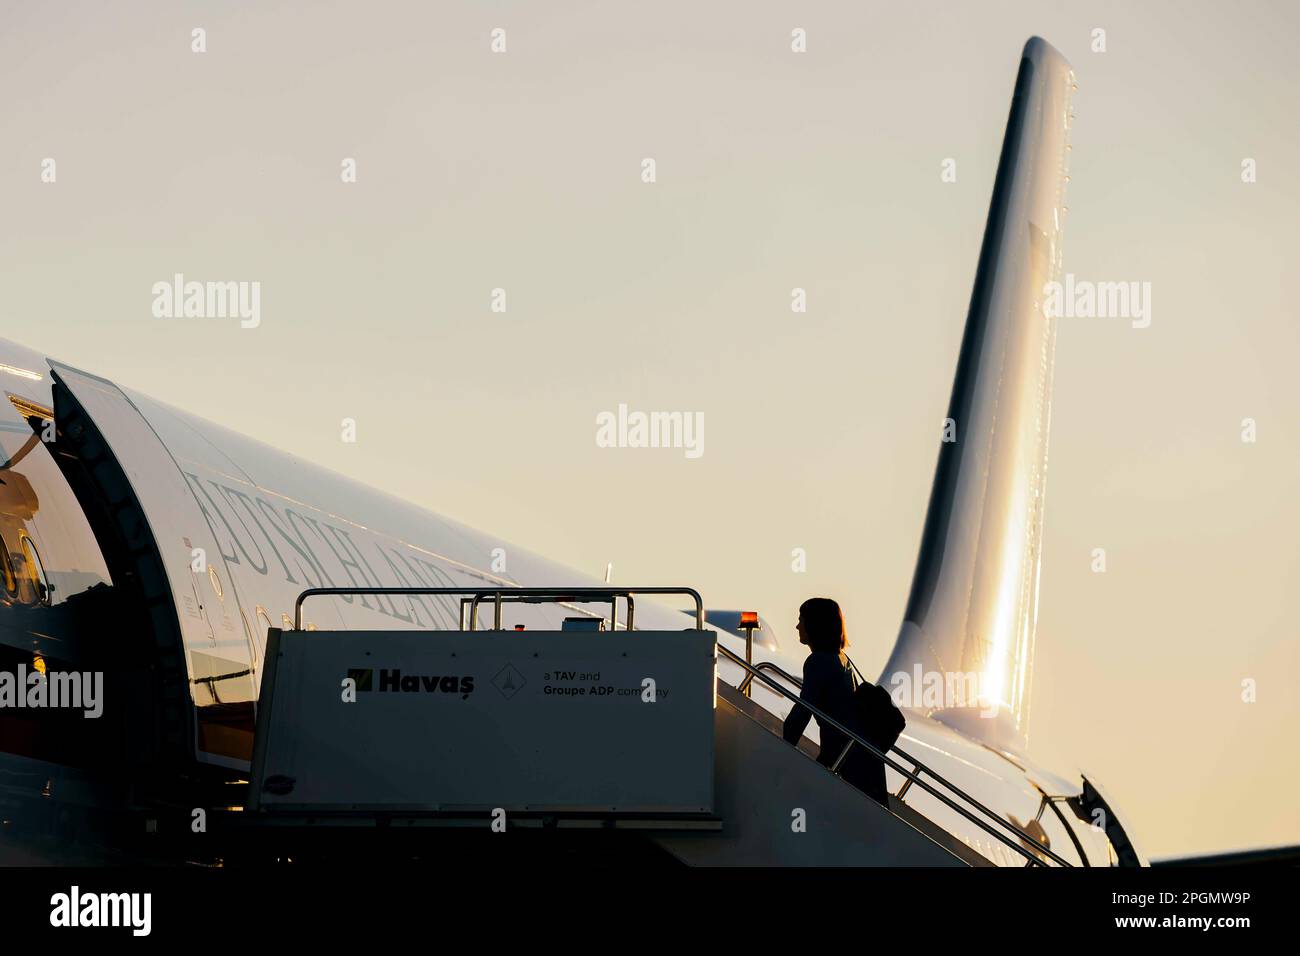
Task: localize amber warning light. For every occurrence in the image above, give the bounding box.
[738,612,760,698]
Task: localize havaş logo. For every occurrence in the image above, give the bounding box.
[348,668,475,700]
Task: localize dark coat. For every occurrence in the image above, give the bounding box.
[782,650,887,804]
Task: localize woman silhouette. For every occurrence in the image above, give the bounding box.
[781,598,886,804]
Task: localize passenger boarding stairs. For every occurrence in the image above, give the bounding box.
[242,587,1071,868]
[655,645,1071,866]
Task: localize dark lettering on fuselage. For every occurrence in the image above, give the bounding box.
[178,471,474,629]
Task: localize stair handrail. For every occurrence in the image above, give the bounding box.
[720,646,1072,867]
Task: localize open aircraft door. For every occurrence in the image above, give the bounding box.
[50,362,257,770]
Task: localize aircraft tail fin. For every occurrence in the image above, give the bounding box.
[879,38,1076,754]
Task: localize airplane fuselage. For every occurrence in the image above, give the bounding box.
[0,337,1122,866]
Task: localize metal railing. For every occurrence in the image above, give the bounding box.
[293,586,705,632]
[720,647,1072,867]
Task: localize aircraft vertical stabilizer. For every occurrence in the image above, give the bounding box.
[880,38,1075,754]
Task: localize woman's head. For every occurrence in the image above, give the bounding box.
[797,598,846,654]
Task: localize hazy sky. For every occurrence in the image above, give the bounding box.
[2,0,1297,858]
